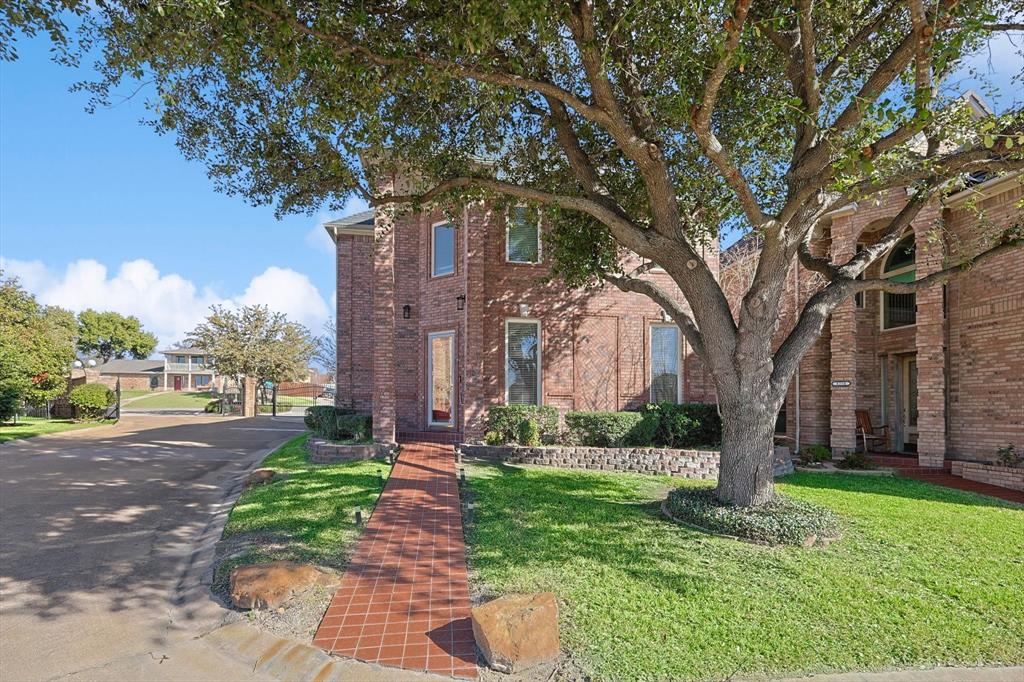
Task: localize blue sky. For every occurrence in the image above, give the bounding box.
[1,27,1019,350]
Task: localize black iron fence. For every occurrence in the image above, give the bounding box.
[267,381,335,416]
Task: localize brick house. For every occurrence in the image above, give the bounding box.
[721,171,1023,466]
[327,203,717,443]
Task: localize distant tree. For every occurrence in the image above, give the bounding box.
[187,305,316,390]
[0,273,77,415]
[312,318,337,377]
[76,309,158,362]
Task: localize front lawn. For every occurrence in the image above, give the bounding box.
[0,417,113,443]
[124,390,214,409]
[465,464,1024,681]
[216,435,389,581]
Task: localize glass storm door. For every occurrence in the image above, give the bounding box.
[902,357,918,445]
[428,332,455,426]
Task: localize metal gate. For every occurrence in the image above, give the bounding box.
[269,381,334,416]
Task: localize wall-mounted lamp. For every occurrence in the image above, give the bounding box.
[402,304,412,319]
[456,295,466,311]
[661,310,672,322]
[518,303,530,317]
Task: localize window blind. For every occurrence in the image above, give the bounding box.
[506,321,540,405]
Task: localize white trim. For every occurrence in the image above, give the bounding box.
[427,331,456,427]
[943,171,1023,208]
[504,318,542,405]
[430,220,456,277]
[505,206,542,264]
[649,323,682,404]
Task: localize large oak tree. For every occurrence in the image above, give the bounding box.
[6,0,1022,505]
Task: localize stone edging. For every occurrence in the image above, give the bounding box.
[459,443,793,479]
[950,461,1024,491]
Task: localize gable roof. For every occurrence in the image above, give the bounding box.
[324,210,375,241]
[97,359,165,375]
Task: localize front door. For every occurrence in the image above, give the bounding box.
[173,376,182,391]
[427,332,455,427]
[901,357,918,448]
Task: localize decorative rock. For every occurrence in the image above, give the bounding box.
[229,561,339,610]
[471,593,560,674]
[243,468,277,489]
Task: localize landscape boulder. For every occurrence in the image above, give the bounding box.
[228,561,338,610]
[243,469,277,489]
[471,592,560,674]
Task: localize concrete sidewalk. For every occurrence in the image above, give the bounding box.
[767,665,1024,682]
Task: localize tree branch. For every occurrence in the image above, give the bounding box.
[604,274,706,358]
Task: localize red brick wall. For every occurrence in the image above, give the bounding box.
[338,201,721,439]
[721,178,1024,463]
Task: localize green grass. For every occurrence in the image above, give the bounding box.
[0,416,113,443]
[219,435,389,575]
[119,389,154,399]
[465,464,1024,682]
[124,390,214,408]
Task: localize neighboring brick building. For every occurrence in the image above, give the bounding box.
[327,204,718,443]
[721,172,1023,467]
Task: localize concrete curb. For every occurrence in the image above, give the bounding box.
[761,665,1024,682]
[202,622,450,681]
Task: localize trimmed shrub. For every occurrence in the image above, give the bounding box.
[836,451,878,470]
[798,443,832,465]
[303,405,369,441]
[638,402,722,448]
[665,487,841,547]
[0,387,20,422]
[204,399,222,413]
[517,419,540,446]
[486,405,559,445]
[565,411,645,447]
[68,383,115,420]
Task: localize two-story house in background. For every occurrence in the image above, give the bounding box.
[326,198,718,444]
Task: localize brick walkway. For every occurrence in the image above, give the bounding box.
[313,442,477,678]
[870,454,1024,504]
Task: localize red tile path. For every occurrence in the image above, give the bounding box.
[869,454,1024,504]
[313,441,477,678]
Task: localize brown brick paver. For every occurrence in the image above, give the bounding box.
[313,442,477,678]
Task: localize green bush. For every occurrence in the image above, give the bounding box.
[303,405,370,441]
[204,399,222,413]
[68,383,115,420]
[638,402,722,447]
[486,405,559,445]
[798,443,832,465]
[996,444,1021,467]
[484,430,503,446]
[517,419,540,446]
[0,387,20,422]
[836,451,878,470]
[665,487,841,547]
[565,411,645,447]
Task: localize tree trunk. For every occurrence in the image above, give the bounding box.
[715,399,778,506]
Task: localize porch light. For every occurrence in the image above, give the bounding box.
[460,467,466,485]
[456,294,466,310]
[402,304,412,319]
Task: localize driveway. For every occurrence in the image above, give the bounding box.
[0,414,307,681]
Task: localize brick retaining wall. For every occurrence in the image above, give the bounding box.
[459,443,793,479]
[304,437,397,464]
[950,461,1024,491]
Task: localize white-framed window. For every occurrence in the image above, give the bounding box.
[650,324,681,403]
[506,206,540,263]
[880,233,916,330]
[194,374,211,387]
[505,319,541,405]
[431,221,456,277]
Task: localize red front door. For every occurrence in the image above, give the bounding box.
[173,376,182,391]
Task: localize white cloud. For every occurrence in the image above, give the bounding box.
[0,256,330,351]
[305,213,337,255]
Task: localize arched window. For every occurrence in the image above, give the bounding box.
[881,234,916,329]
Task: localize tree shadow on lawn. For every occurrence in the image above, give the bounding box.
[781,471,1024,510]
[464,461,729,598]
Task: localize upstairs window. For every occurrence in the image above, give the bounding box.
[507,207,540,263]
[432,221,456,277]
[650,325,680,403]
[881,234,916,329]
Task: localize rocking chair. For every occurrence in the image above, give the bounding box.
[855,409,889,453]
